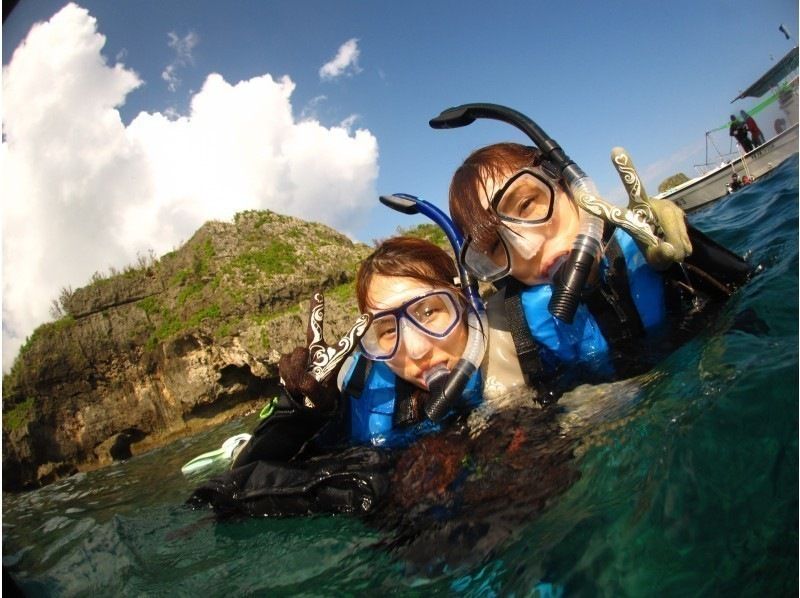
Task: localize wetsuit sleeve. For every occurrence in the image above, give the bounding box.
[230,388,338,468]
[188,445,393,518]
[677,224,754,296]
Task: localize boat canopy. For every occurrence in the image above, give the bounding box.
[731,46,798,102]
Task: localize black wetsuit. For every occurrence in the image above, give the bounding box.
[730,121,754,152]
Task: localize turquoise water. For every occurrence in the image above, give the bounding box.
[4,157,798,596]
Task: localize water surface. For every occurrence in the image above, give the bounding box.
[4,158,798,596]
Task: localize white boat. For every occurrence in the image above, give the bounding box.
[656,47,799,212]
[657,124,798,211]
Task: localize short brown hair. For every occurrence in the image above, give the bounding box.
[449,143,544,249]
[356,236,460,312]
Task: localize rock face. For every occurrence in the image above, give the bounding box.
[2,210,373,491]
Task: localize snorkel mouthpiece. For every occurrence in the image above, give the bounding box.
[423,360,477,422]
[423,364,450,395]
[549,233,601,322]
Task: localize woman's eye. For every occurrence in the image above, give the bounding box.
[518,197,534,213]
[412,299,446,323]
[421,306,437,319]
[516,194,545,218]
[415,306,437,322]
[375,322,396,339]
[496,174,553,221]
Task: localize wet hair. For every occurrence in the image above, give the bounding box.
[448,143,555,249]
[356,236,461,312]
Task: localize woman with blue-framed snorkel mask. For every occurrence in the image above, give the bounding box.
[188,236,485,518]
[223,240,482,470]
[435,103,754,399]
[346,235,485,442]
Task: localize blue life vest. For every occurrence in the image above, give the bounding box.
[341,355,483,448]
[517,228,665,378]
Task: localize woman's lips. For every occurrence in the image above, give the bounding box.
[542,252,569,280]
[419,362,450,389]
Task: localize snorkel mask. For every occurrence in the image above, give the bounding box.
[378,193,487,422]
[459,165,562,283]
[430,103,660,323]
[360,289,464,362]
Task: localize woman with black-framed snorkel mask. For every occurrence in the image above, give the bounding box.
[456,145,582,289]
[435,103,755,400]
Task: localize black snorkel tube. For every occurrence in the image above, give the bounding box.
[379,193,487,422]
[430,103,659,323]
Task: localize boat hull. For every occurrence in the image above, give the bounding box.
[655,123,799,211]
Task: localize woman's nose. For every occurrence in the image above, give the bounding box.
[501,225,544,261]
[399,319,433,360]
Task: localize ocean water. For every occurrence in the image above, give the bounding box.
[3,157,798,597]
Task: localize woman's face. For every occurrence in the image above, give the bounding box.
[364,274,468,390]
[479,168,580,286]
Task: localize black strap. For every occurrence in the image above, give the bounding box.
[343,353,421,429]
[503,278,545,389]
[392,378,422,428]
[342,353,371,399]
[501,279,560,403]
[583,236,646,346]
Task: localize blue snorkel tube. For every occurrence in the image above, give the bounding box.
[379,193,487,422]
[429,103,606,323]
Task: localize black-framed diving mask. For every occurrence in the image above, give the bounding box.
[459,167,559,282]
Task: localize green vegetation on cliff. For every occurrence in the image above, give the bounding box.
[397,223,449,249]
[3,213,449,403]
[658,173,691,194]
[4,397,34,432]
[1,210,455,489]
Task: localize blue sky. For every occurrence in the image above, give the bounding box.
[2,0,797,368]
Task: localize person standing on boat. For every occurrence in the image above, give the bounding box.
[740,110,765,147]
[729,114,754,153]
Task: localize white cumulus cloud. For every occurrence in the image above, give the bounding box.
[319,38,362,81]
[2,3,379,371]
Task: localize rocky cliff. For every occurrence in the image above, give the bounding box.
[2,210,380,491]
